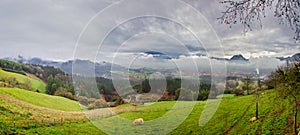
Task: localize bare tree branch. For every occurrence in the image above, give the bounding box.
[219,0,300,40]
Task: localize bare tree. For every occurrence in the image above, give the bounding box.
[219,0,300,40]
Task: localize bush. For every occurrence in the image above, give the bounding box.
[78,96,89,106]
[78,96,107,109]
[158,97,174,101]
[112,97,126,107]
[87,103,96,110]
[94,99,107,108]
[198,90,210,101]
[54,87,76,100]
[233,88,244,96]
[18,78,32,91]
[224,89,232,94]
[175,88,197,101]
[6,77,17,86]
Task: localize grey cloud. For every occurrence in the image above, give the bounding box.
[0,0,298,68]
[0,0,115,60]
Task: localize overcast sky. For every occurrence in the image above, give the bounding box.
[0,0,299,70]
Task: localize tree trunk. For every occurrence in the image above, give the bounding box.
[256,98,259,119]
[294,99,297,135]
[247,84,249,95]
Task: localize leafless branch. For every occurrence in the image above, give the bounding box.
[219,0,300,40]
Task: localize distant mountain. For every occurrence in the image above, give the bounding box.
[2,53,280,78]
[276,53,300,61]
[230,54,249,61]
[144,51,172,60]
[143,51,180,60]
[210,54,249,62]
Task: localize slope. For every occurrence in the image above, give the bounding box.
[0,88,81,111]
[0,91,103,135]
[0,89,298,134]
[0,69,46,93]
[96,90,297,134]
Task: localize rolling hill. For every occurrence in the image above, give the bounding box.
[93,90,295,134]
[0,69,46,93]
[0,88,298,134]
[0,87,81,111]
[0,88,101,135]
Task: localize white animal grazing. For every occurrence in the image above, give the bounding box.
[133,118,144,125]
[249,117,257,122]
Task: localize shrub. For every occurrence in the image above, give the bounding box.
[54,87,76,100]
[94,99,107,108]
[198,90,210,101]
[78,96,89,106]
[224,89,232,94]
[175,88,197,101]
[87,103,96,110]
[233,88,244,96]
[112,97,126,107]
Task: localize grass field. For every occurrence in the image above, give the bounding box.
[216,94,235,98]
[0,89,298,134]
[0,69,46,92]
[0,88,81,111]
[0,92,101,135]
[93,90,297,134]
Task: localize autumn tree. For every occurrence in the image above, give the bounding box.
[219,0,300,40]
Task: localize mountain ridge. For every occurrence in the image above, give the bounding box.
[210,54,249,62]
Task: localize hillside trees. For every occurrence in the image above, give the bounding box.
[265,72,278,89]
[225,79,239,94]
[269,62,300,135]
[46,75,58,95]
[198,82,214,100]
[242,75,253,95]
[0,59,33,74]
[46,75,75,100]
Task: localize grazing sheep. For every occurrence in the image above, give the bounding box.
[133,118,144,125]
[249,117,257,122]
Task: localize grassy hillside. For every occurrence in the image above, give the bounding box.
[0,88,81,111]
[0,92,103,135]
[0,69,46,92]
[94,90,297,134]
[0,89,298,134]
